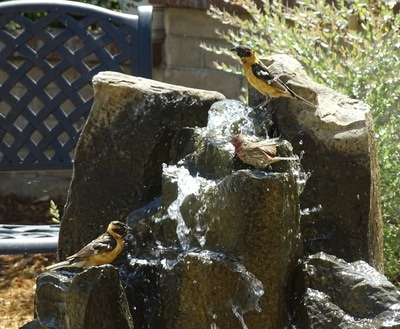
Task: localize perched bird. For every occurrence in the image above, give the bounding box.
[46,221,132,271]
[230,134,298,169]
[231,45,316,108]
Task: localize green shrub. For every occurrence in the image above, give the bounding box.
[0,0,121,26]
[203,0,400,284]
[75,0,120,10]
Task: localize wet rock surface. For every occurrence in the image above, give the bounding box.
[27,66,390,329]
[151,166,302,328]
[59,72,225,259]
[121,251,264,329]
[27,265,133,329]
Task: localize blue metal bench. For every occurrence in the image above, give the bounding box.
[0,224,60,254]
[0,0,153,254]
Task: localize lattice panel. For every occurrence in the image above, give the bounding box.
[0,1,152,170]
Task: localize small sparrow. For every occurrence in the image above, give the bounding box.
[46,221,132,271]
[230,134,298,169]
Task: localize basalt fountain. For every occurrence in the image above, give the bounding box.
[24,55,400,329]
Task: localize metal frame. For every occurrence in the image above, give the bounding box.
[0,0,153,254]
[0,0,152,171]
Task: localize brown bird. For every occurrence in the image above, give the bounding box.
[230,134,298,169]
[231,45,316,108]
[46,221,132,271]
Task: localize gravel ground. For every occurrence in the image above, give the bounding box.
[0,253,57,328]
[0,194,61,328]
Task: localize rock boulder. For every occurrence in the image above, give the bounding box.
[298,252,400,328]
[58,72,225,259]
[249,54,383,271]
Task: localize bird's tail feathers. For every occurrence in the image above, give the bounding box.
[46,259,82,271]
[290,91,317,108]
[273,155,299,162]
[46,260,70,271]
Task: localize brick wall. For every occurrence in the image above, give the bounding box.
[152,6,247,99]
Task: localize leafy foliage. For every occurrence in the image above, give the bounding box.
[75,0,120,10]
[0,0,121,26]
[49,200,60,224]
[203,0,400,283]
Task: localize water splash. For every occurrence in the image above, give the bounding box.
[233,262,264,313]
[230,262,264,328]
[163,164,216,250]
[129,258,158,267]
[232,305,249,329]
[160,257,178,271]
[300,204,323,216]
[193,203,210,247]
[292,167,311,195]
[206,100,255,139]
[210,321,218,329]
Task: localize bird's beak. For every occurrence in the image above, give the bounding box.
[230,46,238,53]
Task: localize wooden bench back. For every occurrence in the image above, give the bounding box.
[0,0,152,170]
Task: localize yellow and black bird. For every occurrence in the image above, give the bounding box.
[231,45,316,108]
[46,221,132,270]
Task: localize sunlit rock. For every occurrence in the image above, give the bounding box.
[249,54,382,271]
[120,251,264,328]
[298,252,400,328]
[59,72,225,259]
[28,265,133,329]
[132,108,303,328]
[28,65,385,329]
[155,163,302,328]
[162,251,264,328]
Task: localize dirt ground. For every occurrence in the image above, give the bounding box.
[0,253,57,328]
[0,194,61,329]
[0,195,398,328]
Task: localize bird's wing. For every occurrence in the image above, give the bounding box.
[251,62,289,94]
[244,140,278,157]
[46,260,76,270]
[67,233,116,261]
[253,140,278,156]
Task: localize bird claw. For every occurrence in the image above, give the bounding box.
[255,98,270,109]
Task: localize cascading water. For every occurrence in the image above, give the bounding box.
[163,164,216,251]
[130,99,305,328]
[205,100,255,138]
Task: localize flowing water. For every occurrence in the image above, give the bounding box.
[148,99,303,328]
[163,164,216,251]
